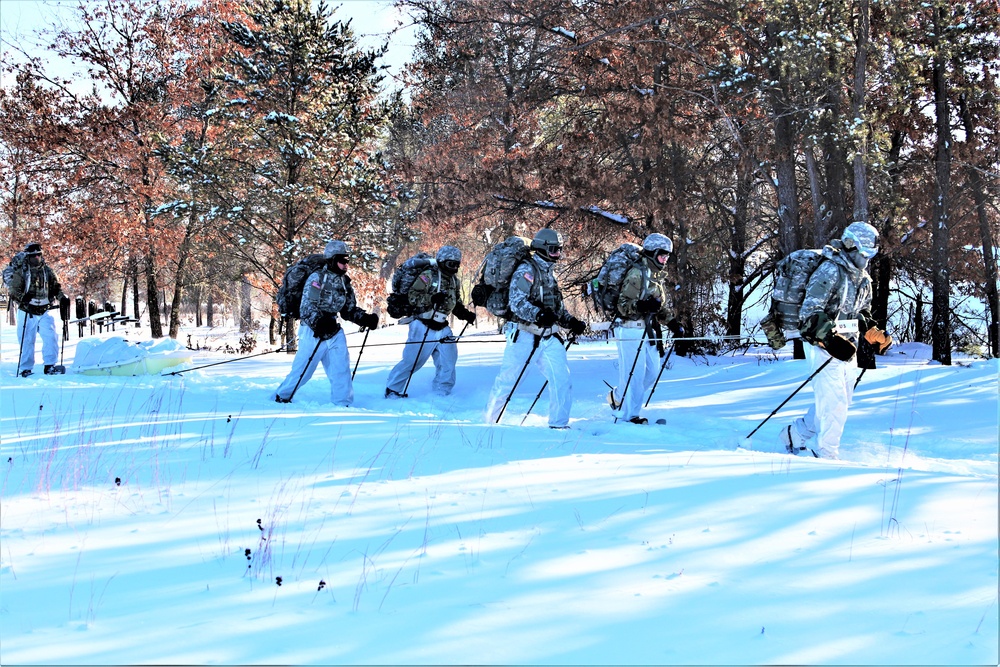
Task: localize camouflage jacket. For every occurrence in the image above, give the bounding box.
[407,266,461,323]
[300,269,366,331]
[508,255,573,327]
[616,255,673,323]
[9,262,61,315]
[799,241,872,340]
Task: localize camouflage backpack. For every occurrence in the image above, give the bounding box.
[2,251,28,290]
[590,242,643,319]
[386,252,435,318]
[470,236,532,319]
[276,254,328,320]
[760,249,829,349]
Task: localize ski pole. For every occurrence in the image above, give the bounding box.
[613,317,651,423]
[16,310,28,376]
[401,317,434,398]
[495,333,541,424]
[351,327,371,380]
[853,367,867,391]
[745,357,833,439]
[285,337,324,401]
[163,346,288,376]
[520,337,574,425]
[644,343,675,408]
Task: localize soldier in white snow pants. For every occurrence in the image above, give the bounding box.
[611,323,660,422]
[16,309,59,375]
[384,319,458,396]
[485,325,572,428]
[275,322,354,405]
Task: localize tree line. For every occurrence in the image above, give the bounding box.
[1,0,997,363]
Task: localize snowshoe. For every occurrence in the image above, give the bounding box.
[19,369,33,378]
[384,388,406,399]
[627,416,649,425]
[274,395,291,404]
[44,365,66,375]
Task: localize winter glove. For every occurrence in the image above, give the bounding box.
[453,302,476,325]
[311,312,340,341]
[386,292,410,319]
[666,318,685,339]
[864,326,893,354]
[359,312,379,331]
[535,307,558,328]
[636,295,661,315]
[431,291,448,309]
[821,332,857,362]
[566,316,587,337]
[856,335,877,370]
[470,283,493,308]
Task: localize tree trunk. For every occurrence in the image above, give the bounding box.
[765,21,802,256]
[240,275,253,333]
[145,252,163,338]
[207,290,215,328]
[957,93,1000,358]
[725,153,752,337]
[167,215,196,339]
[851,0,871,224]
[930,9,952,365]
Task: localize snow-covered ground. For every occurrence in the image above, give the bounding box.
[1,319,997,665]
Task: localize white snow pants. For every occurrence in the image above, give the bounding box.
[384,320,457,396]
[15,309,58,374]
[610,325,661,421]
[789,343,855,459]
[486,327,571,427]
[275,323,353,405]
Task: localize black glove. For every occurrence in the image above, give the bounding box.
[431,291,448,309]
[386,292,410,319]
[453,302,476,325]
[311,312,340,340]
[535,307,558,328]
[822,332,857,362]
[856,335,877,370]
[567,316,587,337]
[666,318,685,338]
[359,312,379,331]
[636,296,661,315]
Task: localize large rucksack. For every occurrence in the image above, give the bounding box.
[386,252,435,318]
[276,254,328,319]
[760,248,828,349]
[470,236,532,319]
[2,251,28,290]
[590,242,643,319]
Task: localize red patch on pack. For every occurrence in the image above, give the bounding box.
[419,275,429,283]
[523,272,534,283]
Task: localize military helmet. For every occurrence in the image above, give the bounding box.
[324,240,351,259]
[530,228,563,262]
[841,222,879,259]
[436,245,462,274]
[23,242,43,256]
[642,233,673,255]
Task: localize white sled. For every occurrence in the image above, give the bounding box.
[71,337,194,376]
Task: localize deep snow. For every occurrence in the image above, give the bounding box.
[1,319,997,665]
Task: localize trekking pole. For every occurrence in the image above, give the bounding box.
[351,327,371,380]
[16,311,28,376]
[163,346,288,376]
[613,317,651,423]
[520,337,575,425]
[853,367,867,391]
[495,334,541,424]
[644,343,675,408]
[401,312,436,397]
[745,356,833,439]
[285,337,324,401]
